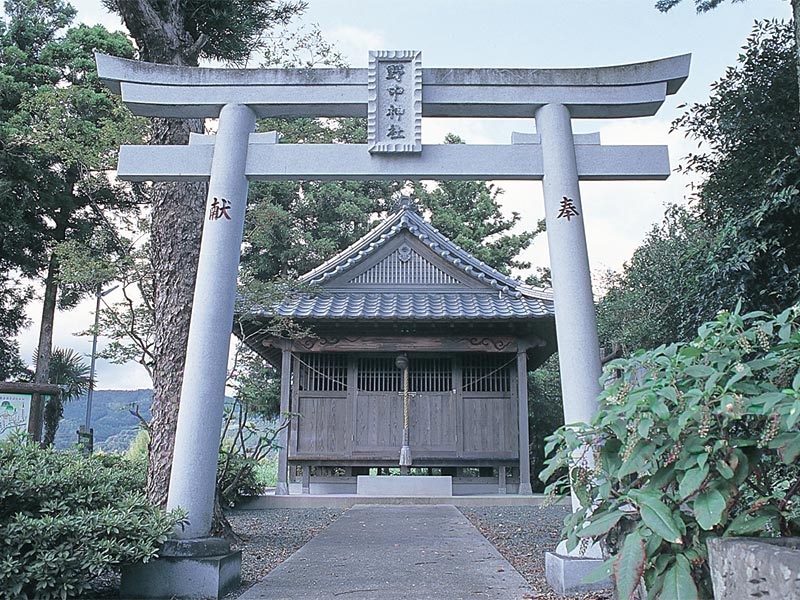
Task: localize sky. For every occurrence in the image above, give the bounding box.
[13,0,793,390]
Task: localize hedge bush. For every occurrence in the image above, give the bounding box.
[0,436,183,600]
[541,304,800,599]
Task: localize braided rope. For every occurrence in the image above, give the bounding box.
[403,366,410,429]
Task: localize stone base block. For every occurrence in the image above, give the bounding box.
[545,551,610,596]
[356,475,452,497]
[707,537,800,599]
[121,537,241,599]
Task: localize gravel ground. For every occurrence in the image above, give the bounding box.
[223,508,343,599]
[460,505,612,600]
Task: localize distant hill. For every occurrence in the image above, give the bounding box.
[55,389,152,453]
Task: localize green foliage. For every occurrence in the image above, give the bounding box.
[102,0,306,64]
[216,450,263,507]
[528,354,564,492]
[120,427,265,507]
[654,0,746,13]
[0,0,145,383]
[255,454,279,488]
[217,376,288,506]
[597,206,703,350]
[542,304,800,599]
[0,275,32,380]
[598,20,800,351]
[124,427,150,461]
[0,435,183,600]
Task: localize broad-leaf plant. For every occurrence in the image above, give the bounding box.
[541,303,800,599]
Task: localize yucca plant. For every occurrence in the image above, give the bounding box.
[33,347,93,446]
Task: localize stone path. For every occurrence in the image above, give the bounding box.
[237,504,534,600]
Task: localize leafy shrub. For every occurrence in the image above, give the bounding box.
[541,304,800,599]
[122,428,270,508]
[217,450,263,507]
[0,436,183,600]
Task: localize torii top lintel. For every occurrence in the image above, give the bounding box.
[95,52,690,120]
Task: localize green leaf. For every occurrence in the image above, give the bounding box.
[629,490,683,544]
[694,488,727,530]
[614,530,646,600]
[683,365,716,378]
[660,554,698,600]
[637,416,654,438]
[678,464,709,500]
[788,399,800,429]
[776,433,800,465]
[658,385,679,402]
[618,443,654,478]
[750,392,788,411]
[716,459,735,479]
[650,465,675,491]
[577,509,624,538]
[726,513,773,536]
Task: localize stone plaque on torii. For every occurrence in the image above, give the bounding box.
[96,50,689,599]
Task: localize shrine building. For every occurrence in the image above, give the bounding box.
[237,199,556,495]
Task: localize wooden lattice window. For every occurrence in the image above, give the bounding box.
[462,355,512,393]
[297,353,347,392]
[357,357,401,392]
[357,356,453,392]
[409,357,452,392]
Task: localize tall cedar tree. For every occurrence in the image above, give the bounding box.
[101,0,306,505]
[0,0,140,437]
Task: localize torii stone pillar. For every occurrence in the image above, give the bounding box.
[96,50,690,599]
[120,103,255,599]
[537,103,603,454]
[166,103,256,537]
[536,102,606,594]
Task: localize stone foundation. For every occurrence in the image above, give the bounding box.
[121,537,241,600]
[356,475,452,497]
[707,537,800,599]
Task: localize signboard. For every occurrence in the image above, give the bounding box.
[0,393,31,439]
[368,50,422,153]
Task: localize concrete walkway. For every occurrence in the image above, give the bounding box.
[237,504,534,600]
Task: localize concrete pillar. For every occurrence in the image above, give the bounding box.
[535,102,602,434]
[166,103,256,539]
[516,349,532,495]
[537,103,609,595]
[275,347,291,495]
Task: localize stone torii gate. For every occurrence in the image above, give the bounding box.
[96,51,689,599]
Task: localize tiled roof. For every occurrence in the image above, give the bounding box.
[300,203,547,301]
[275,291,552,321]
[250,201,554,322]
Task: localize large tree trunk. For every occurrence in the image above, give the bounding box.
[28,253,58,443]
[146,119,206,506]
[112,0,208,508]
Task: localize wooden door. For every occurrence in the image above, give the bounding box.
[409,391,457,455]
